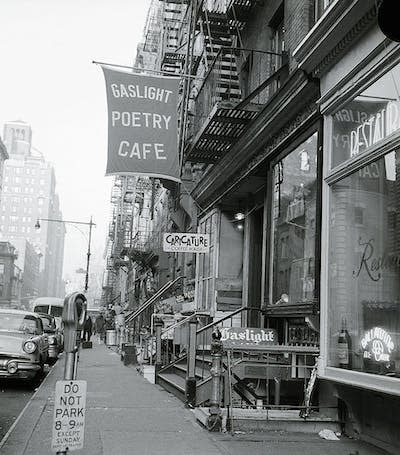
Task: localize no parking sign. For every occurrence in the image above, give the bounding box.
[51,380,87,452]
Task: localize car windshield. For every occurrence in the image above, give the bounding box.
[50,306,63,318]
[34,305,49,314]
[0,313,39,334]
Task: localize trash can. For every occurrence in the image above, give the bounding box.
[106,329,117,346]
[122,344,137,366]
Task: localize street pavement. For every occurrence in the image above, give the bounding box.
[0,340,391,455]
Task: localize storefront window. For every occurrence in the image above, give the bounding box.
[328,149,400,378]
[271,132,318,305]
[331,62,400,168]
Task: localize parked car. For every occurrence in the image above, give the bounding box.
[37,313,62,365]
[0,308,49,385]
[32,297,64,332]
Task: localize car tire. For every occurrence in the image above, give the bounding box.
[31,359,45,389]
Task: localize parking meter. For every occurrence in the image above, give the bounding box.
[62,292,87,354]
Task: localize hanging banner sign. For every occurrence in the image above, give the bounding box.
[221,327,278,349]
[163,233,210,253]
[102,66,181,182]
[51,380,87,452]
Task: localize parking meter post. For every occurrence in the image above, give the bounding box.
[57,292,86,455]
[61,292,87,381]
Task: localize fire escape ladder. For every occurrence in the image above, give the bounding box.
[200,8,241,103]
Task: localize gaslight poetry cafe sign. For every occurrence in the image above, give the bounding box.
[361,327,395,363]
[221,327,278,349]
[102,66,181,182]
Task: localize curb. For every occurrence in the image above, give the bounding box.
[0,356,62,452]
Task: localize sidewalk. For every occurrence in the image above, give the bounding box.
[0,342,391,455]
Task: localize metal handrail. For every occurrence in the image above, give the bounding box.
[125,276,184,324]
[196,46,282,101]
[160,313,196,335]
[235,60,288,110]
[196,306,263,334]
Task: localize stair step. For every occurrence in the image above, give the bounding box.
[174,363,211,379]
[157,372,186,392]
[205,47,237,55]
[196,354,212,364]
[206,38,233,46]
[216,74,240,81]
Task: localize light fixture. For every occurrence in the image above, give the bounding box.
[234,212,245,221]
[34,219,41,229]
[237,222,244,230]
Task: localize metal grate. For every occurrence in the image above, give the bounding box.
[185,102,257,163]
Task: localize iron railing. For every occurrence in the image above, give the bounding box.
[188,47,286,142]
[152,305,320,410]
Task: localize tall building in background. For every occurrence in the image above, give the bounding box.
[1,120,65,305]
[0,137,9,197]
[0,241,22,307]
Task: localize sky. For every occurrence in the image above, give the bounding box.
[0,0,151,288]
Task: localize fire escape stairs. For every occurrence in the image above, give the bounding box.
[226,0,257,31]
[200,9,241,102]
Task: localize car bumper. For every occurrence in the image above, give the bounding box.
[48,346,60,359]
[0,358,41,379]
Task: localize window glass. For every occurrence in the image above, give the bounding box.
[328,149,400,377]
[271,132,318,305]
[0,313,38,334]
[197,211,218,311]
[50,306,63,318]
[331,62,400,168]
[40,315,56,331]
[34,304,49,314]
[312,0,334,25]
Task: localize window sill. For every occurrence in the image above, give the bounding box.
[320,366,400,396]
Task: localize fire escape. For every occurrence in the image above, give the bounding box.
[184,0,288,164]
[160,2,186,75]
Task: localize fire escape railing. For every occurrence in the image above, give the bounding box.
[188,47,286,143]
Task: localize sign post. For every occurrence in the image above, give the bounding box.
[52,292,87,454]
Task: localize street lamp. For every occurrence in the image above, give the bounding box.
[35,216,96,293]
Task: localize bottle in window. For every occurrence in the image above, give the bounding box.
[338,317,352,369]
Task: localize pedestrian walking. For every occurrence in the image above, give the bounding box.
[82,315,93,342]
[95,313,106,343]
